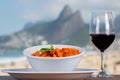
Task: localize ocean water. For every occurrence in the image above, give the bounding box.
[0,50,26,65]
[0,50,24,58]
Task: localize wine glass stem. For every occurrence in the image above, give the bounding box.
[101,51,105,72]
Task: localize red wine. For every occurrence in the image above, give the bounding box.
[90,34,115,52]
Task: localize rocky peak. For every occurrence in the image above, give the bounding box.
[58,5,72,20]
[51,7,85,42]
[70,10,84,27]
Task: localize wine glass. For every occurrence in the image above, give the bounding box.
[89,11,115,78]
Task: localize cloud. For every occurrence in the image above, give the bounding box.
[80,0,120,10]
[20,12,41,22]
[17,0,120,22]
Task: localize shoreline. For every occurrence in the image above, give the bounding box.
[0,56,26,65]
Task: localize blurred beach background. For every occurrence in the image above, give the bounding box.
[0,0,120,75]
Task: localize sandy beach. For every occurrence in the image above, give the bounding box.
[0,59,30,75]
[78,50,120,74]
[0,50,120,75]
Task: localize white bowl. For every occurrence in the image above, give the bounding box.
[23,44,85,71]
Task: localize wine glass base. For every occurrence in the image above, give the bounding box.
[91,70,113,78]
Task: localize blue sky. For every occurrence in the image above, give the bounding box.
[0,0,120,35]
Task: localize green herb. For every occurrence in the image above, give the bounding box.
[50,45,54,50]
[39,45,54,52]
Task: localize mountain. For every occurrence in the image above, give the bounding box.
[58,5,73,21]
[0,5,89,50]
[114,15,120,33]
[24,5,86,43]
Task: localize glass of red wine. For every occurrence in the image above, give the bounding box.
[90,11,115,78]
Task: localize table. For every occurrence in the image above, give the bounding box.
[0,75,120,80]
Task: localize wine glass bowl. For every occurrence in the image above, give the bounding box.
[89,11,115,78]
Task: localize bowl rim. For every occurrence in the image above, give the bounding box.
[23,44,85,60]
